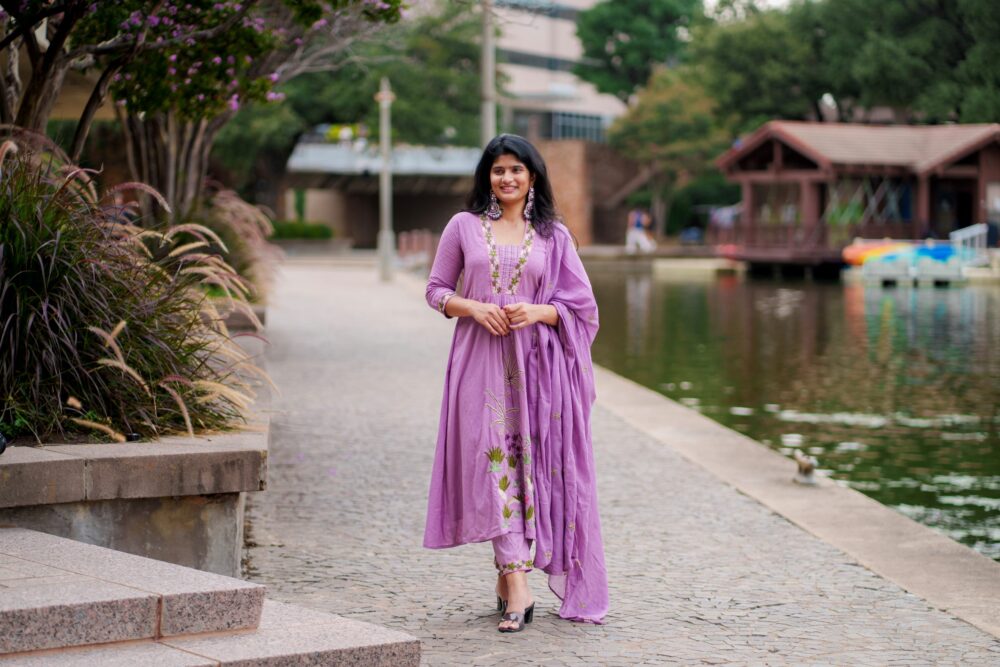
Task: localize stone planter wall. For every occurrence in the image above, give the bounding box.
[0,429,267,577]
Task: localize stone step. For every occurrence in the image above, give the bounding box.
[0,528,265,654]
[1,600,420,666]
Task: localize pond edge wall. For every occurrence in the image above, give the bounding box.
[594,365,1000,640]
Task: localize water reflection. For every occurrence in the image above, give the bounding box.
[590,265,1000,560]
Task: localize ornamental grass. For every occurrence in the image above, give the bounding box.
[195,187,282,304]
[0,133,266,443]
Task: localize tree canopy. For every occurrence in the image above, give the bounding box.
[213,0,485,200]
[685,0,1000,128]
[574,0,702,102]
[691,4,827,133]
[600,0,1000,232]
[609,64,733,232]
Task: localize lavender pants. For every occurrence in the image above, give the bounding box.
[493,531,533,575]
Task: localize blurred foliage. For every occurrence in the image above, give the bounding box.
[213,0,483,197]
[609,65,733,229]
[269,220,335,239]
[689,0,1000,127]
[691,2,828,133]
[212,101,305,192]
[957,1,1000,122]
[574,0,703,102]
[813,0,968,123]
[666,171,741,234]
[610,65,730,175]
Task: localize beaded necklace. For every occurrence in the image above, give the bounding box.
[480,214,535,295]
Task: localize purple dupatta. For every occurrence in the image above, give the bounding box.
[527,225,608,623]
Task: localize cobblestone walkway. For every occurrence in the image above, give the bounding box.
[246,262,1000,666]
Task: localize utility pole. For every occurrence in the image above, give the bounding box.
[375,77,395,282]
[481,0,496,147]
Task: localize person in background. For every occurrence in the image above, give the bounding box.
[625,206,656,254]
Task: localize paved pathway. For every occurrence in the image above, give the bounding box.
[246,261,1000,666]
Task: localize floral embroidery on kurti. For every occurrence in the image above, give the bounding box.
[485,388,518,432]
[486,445,505,473]
[495,557,534,574]
[502,351,522,392]
[437,291,455,314]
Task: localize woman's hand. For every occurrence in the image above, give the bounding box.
[471,301,511,336]
[504,302,558,329]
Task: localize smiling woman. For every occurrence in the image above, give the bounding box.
[423,134,609,633]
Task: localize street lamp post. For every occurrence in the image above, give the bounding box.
[375,77,395,282]
[481,0,496,147]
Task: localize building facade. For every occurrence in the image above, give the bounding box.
[283,1,638,246]
[495,0,626,143]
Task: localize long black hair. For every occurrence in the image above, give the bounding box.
[465,134,559,238]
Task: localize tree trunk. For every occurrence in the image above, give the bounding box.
[0,21,20,125]
[120,110,228,224]
[15,59,68,133]
[69,62,121,162]
[650,171,675,237]
[13,4,86,133]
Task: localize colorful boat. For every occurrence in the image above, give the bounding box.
[842,240,959,266]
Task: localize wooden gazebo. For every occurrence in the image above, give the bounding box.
[713,121,1000,265]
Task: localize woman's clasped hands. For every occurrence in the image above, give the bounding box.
[471,301,545,336]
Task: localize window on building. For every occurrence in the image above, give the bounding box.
[511,110,608,142]
[494,0,579,20]
[552,112,607,142]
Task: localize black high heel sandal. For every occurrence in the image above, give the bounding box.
[498,602,534,633]
[495,575,507,613]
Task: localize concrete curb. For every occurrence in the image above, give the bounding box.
[0,430,268,510]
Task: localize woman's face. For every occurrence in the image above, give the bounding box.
[490,153,534,209]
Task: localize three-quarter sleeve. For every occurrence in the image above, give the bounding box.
[425,216,464,317]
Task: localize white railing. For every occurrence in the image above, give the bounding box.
[949,223,990,267]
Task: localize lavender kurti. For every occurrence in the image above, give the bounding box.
[424,211,609,624]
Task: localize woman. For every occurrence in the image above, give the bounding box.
[424,134,609,632]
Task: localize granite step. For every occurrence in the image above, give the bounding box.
[0,528,265,654]
[0,600,420,666]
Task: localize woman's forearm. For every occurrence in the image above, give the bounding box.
[443,295,478,318]
[536,303,558,326]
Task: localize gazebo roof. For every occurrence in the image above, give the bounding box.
[717,121,1000,175]
[287,141,480,177]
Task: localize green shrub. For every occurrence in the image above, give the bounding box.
[0,137,265,443]
[269,220,335,240]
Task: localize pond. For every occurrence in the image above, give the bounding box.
[588,263,1000,561]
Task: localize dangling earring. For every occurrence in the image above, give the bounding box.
[523,186,535,222]
[487,192,502,220]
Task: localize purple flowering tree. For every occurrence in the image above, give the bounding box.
[0,0,402,220]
